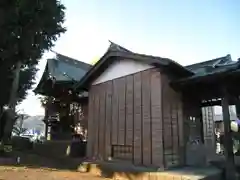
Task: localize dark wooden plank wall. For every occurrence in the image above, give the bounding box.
[118,78,126,145]
[142,70,151,166]
[87,68,183,168]
[93,85,100,157]
[161,74,184,168]
[112,80,119,145]
[126,76,134,147]
[105,81,113,159]
[150,69,164,167]
[99,83,106,159]
[86,90,94,157]
[133,73,142,165]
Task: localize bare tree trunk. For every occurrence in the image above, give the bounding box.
[0,106,4,141]
[18,114,24,136]
[2,61,22,143]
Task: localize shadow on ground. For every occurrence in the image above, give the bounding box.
[0,151,84,171]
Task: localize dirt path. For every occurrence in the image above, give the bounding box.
[0,166,108,180]
[0,152,109,180]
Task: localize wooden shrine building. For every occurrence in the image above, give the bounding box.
[34,53,92,140]
[74,42,240,179]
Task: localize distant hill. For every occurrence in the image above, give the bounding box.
[15,115,45,134]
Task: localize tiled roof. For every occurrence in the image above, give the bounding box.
[74,41,193,90]
[185,54,232,74]
[185,55,231,72]
[47,53,92,82]
[34,53,92,95]
[177,54,240,83]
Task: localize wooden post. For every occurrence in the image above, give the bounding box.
[45,122,48,138]
[221,89,236,180]
[235,97,240,118]
[44,107,48,138]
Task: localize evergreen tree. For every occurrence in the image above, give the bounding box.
[0,0,66,143]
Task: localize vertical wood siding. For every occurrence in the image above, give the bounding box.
[86,90,94,157]
[161,74,184,168]
[177,100,184,165]
[150,69,164,167]
[133,73,142,165]
[105,81,113,159]
[118,77,126,145]
[99,84,106,159]
[126,76,134,146]
[141,70,151,166]
[112,80,119,145]
[87,67,184,168]
[93,86,100,157]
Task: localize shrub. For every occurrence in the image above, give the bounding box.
[11,136,33,151]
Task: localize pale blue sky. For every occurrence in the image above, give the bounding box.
[19,0,240,115]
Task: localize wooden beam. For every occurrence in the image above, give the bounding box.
[201,100,221,107]
[201,99,236,107]
[182,87,222,102]
[221,88,236,180]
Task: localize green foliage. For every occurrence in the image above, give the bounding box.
[0,0,66,106]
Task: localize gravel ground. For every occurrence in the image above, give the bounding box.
[0,152,109,180]
[0,166,108,180]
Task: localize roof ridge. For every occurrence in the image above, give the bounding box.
[132,51,185,67]
[106,42,186,68]
[54,53,92,71]
[107,40,133,53]
[56,53,91,66]
[185,54,231,68]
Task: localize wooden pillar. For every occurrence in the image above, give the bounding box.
[235,96,240,118]
[44,107,48,139]
[221,89,236,180]
[45,122,48,138]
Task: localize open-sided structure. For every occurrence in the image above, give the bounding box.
[74,42,240,180]
[35,53,92,140]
